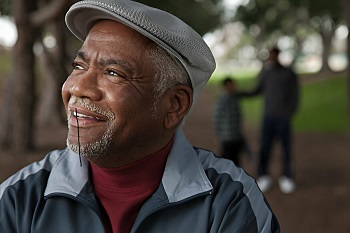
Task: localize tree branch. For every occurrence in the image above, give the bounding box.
[30,0,76,28]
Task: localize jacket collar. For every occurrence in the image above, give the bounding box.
[44,129,213,202]
[162,129,213,203]
[44,148,90,197]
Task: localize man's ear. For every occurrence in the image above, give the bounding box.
[164,85,193,129]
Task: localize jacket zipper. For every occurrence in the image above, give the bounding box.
[132,190,212,233]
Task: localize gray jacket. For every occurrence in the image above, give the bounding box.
[0,130,279,233]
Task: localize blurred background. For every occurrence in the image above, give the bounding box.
[0,0,349,232]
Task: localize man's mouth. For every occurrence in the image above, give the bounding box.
[67,96,116,122]
[73,110,104,121]
[68,107,108,128]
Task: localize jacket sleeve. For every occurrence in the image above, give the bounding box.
[0,186,17,232]
[237,69,265,98]
[0,167,49,232]
[216,191,280,233]
[206,166,280,233]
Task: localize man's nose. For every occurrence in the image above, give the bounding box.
[68,71,102,101]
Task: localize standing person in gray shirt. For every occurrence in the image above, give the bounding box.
[248,47,299,194]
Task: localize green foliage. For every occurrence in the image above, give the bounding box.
[0,0,11,15]
[235,0,294,33]
[235,0,344,53]
[289,0,342,20]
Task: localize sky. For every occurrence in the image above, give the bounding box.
[0,16,17,47]
[223,0,248,9]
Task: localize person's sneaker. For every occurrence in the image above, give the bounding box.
[256,175,273,193]
[278,176,296,194]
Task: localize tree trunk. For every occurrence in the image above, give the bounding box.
[0,0,37,151]
[319,27,334,73]
[37,22,69,126]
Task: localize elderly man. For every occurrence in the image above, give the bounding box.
[0,0,280,232]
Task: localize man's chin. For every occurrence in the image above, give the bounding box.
[66,122,115,160]
[66,138,109,159]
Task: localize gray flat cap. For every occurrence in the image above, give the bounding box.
[65,0,216,102]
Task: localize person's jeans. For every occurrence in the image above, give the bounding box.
[258,116,293,178]
[221,138,245,166]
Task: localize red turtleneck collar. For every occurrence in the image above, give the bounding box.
[90,136,174,233]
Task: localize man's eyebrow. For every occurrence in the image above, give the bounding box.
[74,51,88,63]
[99,58,134,73]
[73,51,135,74]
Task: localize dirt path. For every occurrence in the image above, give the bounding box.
[1,86,350,233]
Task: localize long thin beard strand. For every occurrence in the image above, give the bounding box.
[75,108,82,167]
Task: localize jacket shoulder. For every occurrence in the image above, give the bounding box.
[0,149,70,232]
[0,149,68,199]
[195,148,280,232]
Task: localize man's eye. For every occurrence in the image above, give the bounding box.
[107,70,118,76]
[105,69,128,83]
[71,62,84,70]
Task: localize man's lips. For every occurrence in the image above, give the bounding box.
[69,107,107,127]
[73,111,104,121]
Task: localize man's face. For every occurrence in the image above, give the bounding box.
[62,20,167,167]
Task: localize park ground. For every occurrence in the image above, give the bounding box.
[1,85,350,233]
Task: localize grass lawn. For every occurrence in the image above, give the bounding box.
[293,75,350,132]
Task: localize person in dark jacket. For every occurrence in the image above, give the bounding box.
[248,47,299,194]
[0,0,280,232]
